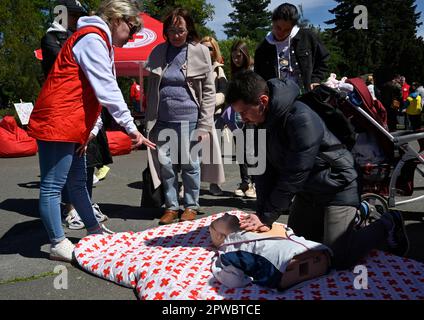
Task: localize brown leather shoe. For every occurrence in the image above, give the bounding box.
[180,208,197,222]
[159,209,179,225]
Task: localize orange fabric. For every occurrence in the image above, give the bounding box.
[106,130,132,156]
[0,116,38,157]
[28,27,111,144]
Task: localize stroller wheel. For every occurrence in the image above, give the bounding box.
[360,193,389,227]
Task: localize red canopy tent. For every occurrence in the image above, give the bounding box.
[35,13,165,79]
[114,13,165,77]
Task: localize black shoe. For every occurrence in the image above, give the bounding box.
[385,210,410,256]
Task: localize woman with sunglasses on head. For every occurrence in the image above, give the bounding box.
[28,0,155,263]
[145,8,220,225]
[200,36,227,115]
[200,36,227,196]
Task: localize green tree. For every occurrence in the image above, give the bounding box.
[0,0,46,105]
[0,0,106,107]
[144,0,216,38]
[83,0,103,12]
[223,0,271,42]
[319,29,345,78]
[326,0,423,84]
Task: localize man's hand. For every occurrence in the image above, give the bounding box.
[76,133,95,157]
[239,213,270,232]
[129,130,156,150]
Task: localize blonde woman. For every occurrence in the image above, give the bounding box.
[28,0,155,262]
[200,36,227,115]
[200,36,227,196]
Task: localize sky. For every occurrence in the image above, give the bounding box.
[205,0,424,40]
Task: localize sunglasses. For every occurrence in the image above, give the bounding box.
[124,20,139,38]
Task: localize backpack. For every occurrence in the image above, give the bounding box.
[298,85,357,150]
[141,165,164,208]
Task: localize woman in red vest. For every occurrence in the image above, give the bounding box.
[28,0,155,262]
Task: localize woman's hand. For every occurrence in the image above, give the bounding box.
[196,129,210,142]
[129,130,156,150]
[76,133,95,157]
[239,213,270,232]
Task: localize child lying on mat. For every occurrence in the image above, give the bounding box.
[210,213,332,290]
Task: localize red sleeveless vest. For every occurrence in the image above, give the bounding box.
[28,27,111,144]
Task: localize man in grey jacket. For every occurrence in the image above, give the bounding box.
[226,70,409,270]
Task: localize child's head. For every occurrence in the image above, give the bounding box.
[209,213,240,247]
[411,82,418,92]
[366,74,374,86]
[230,40,252,76]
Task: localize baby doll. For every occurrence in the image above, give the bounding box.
[324,73,354,92]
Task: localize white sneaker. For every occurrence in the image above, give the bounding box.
[92,203,108,222]
[65,204,108,228]
[92,173,99,185]
[65,209,85,230]
[244,183,257,199]
[50,238,75,262]
[87,224,115,236]
[234,184,246,197]
[179,185,184,199]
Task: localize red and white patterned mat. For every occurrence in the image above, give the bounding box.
[74,211,424,300]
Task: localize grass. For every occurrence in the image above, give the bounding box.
[0,271,57,285]
[0,107,16,118]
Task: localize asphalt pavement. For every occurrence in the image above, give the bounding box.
[0,148,423,300]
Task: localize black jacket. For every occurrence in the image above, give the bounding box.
[41,30,72,78]
[256,79,359,225]
[86,108,113,168]
[254,29,330,92]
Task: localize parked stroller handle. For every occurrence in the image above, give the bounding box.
[393,132,424,146]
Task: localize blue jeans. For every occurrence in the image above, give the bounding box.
[152,121,200,211]
[133,101,141,113]
[61,167,94,201]
[37,141,100,245]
